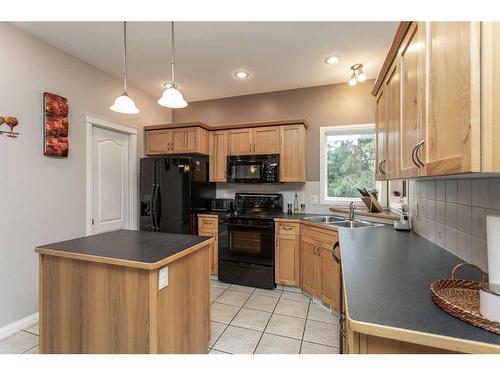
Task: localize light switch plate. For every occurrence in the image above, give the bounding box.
[159,266,168,290]
[310,194,319,204]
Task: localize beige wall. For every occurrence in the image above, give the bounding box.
[173,80,375,181]
[0,23,172,329]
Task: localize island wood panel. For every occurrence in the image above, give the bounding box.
[481,22,500,172]
[228,128,253,155]
[424,21,481,176]
[399,22,422,178]
[252,126,280,154]
[280,124,306,182]
[39,244,211,354]
[156,246,210,353]
[146,129,171,155]
[375,90,387,180]
[209,130,228,182]
[40,255,150,354]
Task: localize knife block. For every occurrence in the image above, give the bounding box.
[361,194,383,213]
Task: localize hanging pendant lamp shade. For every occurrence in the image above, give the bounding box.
[111,21,140,114]
[158,22,188,109]
[158,84,187,108]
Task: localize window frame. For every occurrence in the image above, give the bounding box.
[319,123,383,207]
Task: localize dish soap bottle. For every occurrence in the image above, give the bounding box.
[293,193,299,215]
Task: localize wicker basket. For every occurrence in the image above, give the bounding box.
[431,263,500,334]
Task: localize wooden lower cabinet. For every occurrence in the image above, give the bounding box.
[275,222,300,286]
[198,215,218,274]
[299,236,318,295]
[299,224,340,310]
[345,330,456,354]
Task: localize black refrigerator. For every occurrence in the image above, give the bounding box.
[140,156,216,234]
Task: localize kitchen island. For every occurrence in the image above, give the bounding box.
[35,229,213,354]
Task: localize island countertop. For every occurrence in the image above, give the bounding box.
[35,229,213,270]
[339,225,500,353]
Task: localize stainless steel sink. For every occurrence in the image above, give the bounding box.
[303,216,345,224]
[303,216,383,229]
[330,220,383,228]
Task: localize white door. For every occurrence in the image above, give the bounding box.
[92,126,130,234]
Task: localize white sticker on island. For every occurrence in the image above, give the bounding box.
[159,266,168,290]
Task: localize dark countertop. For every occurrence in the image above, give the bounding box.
[197,211,334,220]
[36,229,212,268]
[339,225,500,350]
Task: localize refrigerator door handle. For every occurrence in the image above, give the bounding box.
[155,184,162,230]
[151,184,158,230]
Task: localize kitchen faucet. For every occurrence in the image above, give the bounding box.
[348,201,355,221]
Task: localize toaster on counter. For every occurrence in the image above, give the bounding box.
[210,198,234,212]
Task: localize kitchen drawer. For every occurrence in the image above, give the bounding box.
[198,216,218,230]
[300,224,338,246]
[276,221,299,236]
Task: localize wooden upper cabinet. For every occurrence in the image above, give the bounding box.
[424,22,481,176]
[252,126,280,154]
[399,22,425,178]
[280,125,306,182]
[145,127,208,155]
[228,128,253,155]
[171,128,196,153]
[385,63,401,179]
[146,129,171,155]
[481,22,500,172]
[209,130,228,182]
[375,90,387,181]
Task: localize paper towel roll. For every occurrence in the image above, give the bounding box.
[486,215,500,284]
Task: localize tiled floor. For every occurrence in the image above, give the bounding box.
[209,280,340,354]
[0,325,39,354]
[0,281,339,355]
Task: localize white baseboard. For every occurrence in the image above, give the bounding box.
[0,312,39,341]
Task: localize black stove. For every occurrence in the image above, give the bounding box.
[217,193,283,289]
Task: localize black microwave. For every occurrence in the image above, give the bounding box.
[227,154,279,183]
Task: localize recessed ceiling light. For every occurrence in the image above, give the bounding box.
[234,71,250,79]
[324,55,341,65]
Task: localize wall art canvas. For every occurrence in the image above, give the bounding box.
[43,92,69,157]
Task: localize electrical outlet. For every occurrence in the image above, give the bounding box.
[310,194,319,204]
[159,266,168,290]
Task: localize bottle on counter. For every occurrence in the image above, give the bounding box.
[287,203,293,215]
[293,193,299,215]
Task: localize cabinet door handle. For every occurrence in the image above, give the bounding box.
[281,226,294,230]
[203,220,213,226]
[380,160,386,175]
[415,140,425,167]
[411,142,420,168]
[331,240,340,264]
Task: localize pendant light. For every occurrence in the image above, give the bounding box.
[111,22,140,114]
[158,22,188,109]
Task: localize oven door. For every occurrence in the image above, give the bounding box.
[219,220,274,266]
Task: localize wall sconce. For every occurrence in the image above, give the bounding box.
[0,116,19,138]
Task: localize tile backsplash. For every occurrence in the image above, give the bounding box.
[216,182,335,215]
[409,177,500,271]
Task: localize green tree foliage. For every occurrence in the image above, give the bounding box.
[327,135,375,198]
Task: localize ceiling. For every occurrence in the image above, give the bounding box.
[13,22,398,102]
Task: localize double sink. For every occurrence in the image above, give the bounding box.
[303,215,384,229]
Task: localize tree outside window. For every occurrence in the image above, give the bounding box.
[320,124,377,203]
